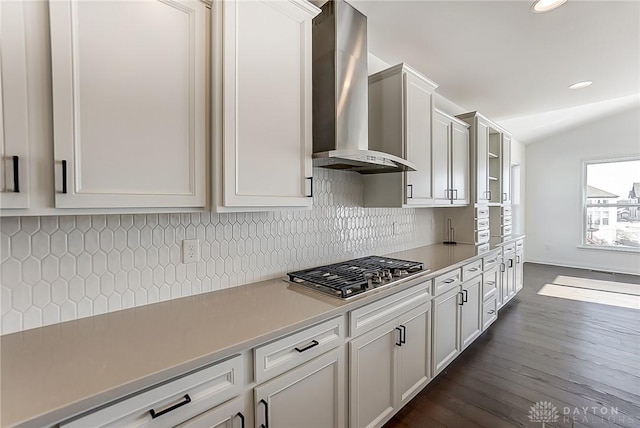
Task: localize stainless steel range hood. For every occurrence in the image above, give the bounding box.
[312,0,416,174]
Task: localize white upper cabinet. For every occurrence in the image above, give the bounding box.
[212,0,319,211]
[501,134,512,205]
[431,109,469,206]
[364,64,438,208]
[0,1,30,209]
[475,119,490,204]
[49,0,208,209]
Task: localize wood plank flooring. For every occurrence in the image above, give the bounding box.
[384,263,640,428]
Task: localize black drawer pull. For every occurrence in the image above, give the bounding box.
[295,340,319,353]
[12,156,20,193]
[61,160,68,194]
[463,289,468,303]
[259,399,269,428]
[395,327,403,346]
[488,310,495,315]
[486,281,495,286]
[149,394,191,419]
[468,267,479,272]
[237,412,245,428]
[458,292,464,305]
[407,184,413,199]
[306,176,313,197]
[444,278,456,284]
[508,259,514,268]
[400,324,406,344]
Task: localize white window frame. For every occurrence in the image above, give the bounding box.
[580,156,640,253]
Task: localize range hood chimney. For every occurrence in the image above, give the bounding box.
[311,0,416,174]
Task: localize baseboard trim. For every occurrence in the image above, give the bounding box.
[525,259,640,277]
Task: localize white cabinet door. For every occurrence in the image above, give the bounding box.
[460,277,482,350]
[405,73,433,205]
[217,0,317,209]
[0,0,30,209]
[397,304,430,406]
[503,254,516,303]
[451,121,469,205]
[432,287,461,376]
[177,397,245,428]
[349,320,398,428]
[515,250,524,293]
[432,110,451,205]
[49,0,207,209]
[255,348,345,428]
[502,134,512,204]
[476,120,489,203]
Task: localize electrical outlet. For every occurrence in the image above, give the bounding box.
[182,239,200,264]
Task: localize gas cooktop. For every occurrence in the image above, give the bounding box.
[287,256,428,300]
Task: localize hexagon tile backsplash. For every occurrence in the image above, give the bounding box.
[0,168,437,335]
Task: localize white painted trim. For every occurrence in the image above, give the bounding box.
[577,245,640,254]
[525,259,640,277]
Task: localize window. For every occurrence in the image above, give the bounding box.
[583,158,640,250]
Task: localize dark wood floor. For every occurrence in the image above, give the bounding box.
[385,263,640,428]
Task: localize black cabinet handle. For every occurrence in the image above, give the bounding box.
[503,192,508,201]
[294,339,319,353]
[458,291,464,305]
[487,190,492,201]
[236,412,245,428]
[306,176,312,197]
[400,324,406,344]
[395,327,403,346]
[488,310,496,315]
[516,255,521,264]
[61,160,68,194]
[149,394,191,419]
[259,399,269,428]
[463,289,468,303]
[508,259,514,268]
[500,263,506,273]
[407,184,413,199]
[12,156,20,193]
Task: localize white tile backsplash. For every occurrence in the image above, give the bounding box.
[0,168,437,335]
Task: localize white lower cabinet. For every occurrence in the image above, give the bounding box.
[60,355,244,428]
[349,303,431,428]
[432,276,482,376]
[432,287,461,375]
[460,277,482,350]
[177,397,245,428]
[515,249,524,293]
[254,348,345,428]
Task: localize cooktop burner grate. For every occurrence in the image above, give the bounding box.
[287,256,424,298]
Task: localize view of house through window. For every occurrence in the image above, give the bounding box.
[585,158,640,249]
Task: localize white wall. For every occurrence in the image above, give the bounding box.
[525,105,640,275]
[511,139,526,236]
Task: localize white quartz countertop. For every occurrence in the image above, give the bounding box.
[0,238,523,427]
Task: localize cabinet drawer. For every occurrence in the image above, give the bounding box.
[502,243,516,254]
[482,268,499,301]
[483,251,500,270]
[462,259,483,281]
[502,225,513,236]
[434,269,461,296]
[476,229,490,244]
[476,218,490,231]
[516,239,524,249]
[502,205,512,216]
[476,206,489,219]
[477,243,490,254]
[61,355,243,428]
[502,215,512,226]
[255,316,344,384]
[482,298,498,330]
[350,281,430,337]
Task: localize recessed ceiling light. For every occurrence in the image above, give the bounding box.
[531,0,568,13]
[569,81,593,90]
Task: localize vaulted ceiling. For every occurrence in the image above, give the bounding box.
[348,0,640,143]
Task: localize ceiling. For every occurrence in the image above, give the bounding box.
[347,0,640,143]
